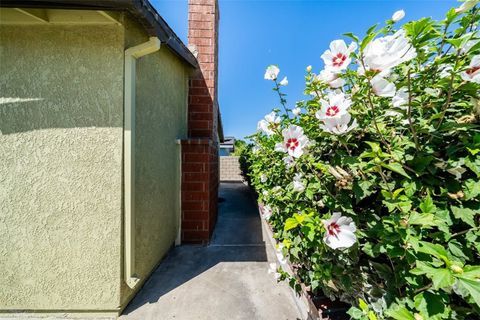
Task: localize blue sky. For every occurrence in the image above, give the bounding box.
[152,0,459,140]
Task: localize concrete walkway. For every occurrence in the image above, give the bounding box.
[120,182,302,320]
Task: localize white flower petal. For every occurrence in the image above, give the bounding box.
[371,75,396,97]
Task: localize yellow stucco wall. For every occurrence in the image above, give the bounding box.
[0,15,189,315]
[0,24,125,311]
[120,18,189,307]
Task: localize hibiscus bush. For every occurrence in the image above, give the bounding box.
[244,4,480,320]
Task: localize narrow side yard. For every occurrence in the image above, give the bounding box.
[120,182,302,320]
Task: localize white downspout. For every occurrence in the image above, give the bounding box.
[124,37,161,289]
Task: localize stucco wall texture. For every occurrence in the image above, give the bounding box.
[0,16,189,315]
[121,18,189,306]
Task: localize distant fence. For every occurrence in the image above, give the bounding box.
[220,156,243,181]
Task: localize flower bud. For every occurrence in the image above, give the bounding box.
[392,10,405,22]
[306,65,312,72]
[451,265,463,274]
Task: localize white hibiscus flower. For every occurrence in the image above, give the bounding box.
[317,69,346,88]
[276,243,287,265]
[459,38,479,54]
[392,87,409,108]
[292,173,305,192]
[321,40,358,72]
[319,112,358,135]
[264,65,280,80]
[275,125,310,158]
[322,212,357,250]
[363,30,417,73]
[268,262,281,280]
[283,155,295,168]
[292,107,302,116]
[260,174,267,183]
[315,91,352,120]
[439,64,454,78]
[262,205,273,220]
[371,75,396,97]
[460,55,480,83]
[257,111,281,136]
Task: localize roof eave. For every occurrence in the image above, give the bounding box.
[0,0,198,68]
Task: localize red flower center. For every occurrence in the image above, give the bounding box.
[326,105,340,117]
[327,222,340,236]
[286,138,299,150]
[332,53,347,67]
[466,66,480,76]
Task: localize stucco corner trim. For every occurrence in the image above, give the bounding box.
[124,36,161,289]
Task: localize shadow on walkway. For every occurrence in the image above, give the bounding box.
[121,182,301,320]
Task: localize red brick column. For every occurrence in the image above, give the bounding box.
[181,0,220,244]
[181,139,218,244]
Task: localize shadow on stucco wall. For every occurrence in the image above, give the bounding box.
[0,95,122,135]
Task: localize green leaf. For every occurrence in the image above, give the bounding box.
[464,179,480,200]
[294,212,306,224]
[366,24,378,35]
[365,141,381,153]
[414,291,448,319]
[386,304,415,320]
[431,268,455,290]
[411,262,454,289]
[403,181,418,197]
[445,8,457,23]
[467,147,480,156]
[343,32,359,43]
[409,212,436,228]
[463,265,480,279]
[392,188,404,199]
[368,310,377,320]
[381,162,411,179]
[347,307,365,319]
[451,206,476,227]
[417,241,450,263]
[465,156,480,178]
[353,180,375,203]
[448,240,469,262]
[359,298,369,312]
[419,194,436,213]
[284,218,299,231]
[455,276,480,307]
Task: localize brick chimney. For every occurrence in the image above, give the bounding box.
[181,0,220,244]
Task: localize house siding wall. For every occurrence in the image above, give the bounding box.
[120,17,189,307]
[0,25,124,310]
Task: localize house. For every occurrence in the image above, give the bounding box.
[220,136,236,156]
[0,0,221,317]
